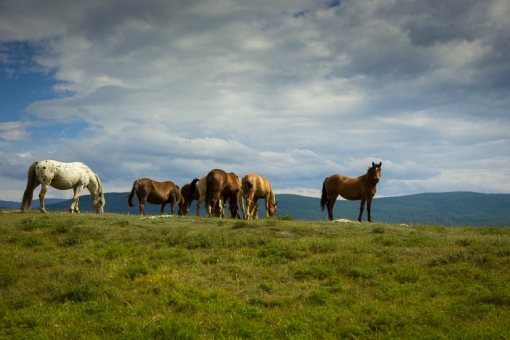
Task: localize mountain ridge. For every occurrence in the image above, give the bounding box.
[2,191,509,227]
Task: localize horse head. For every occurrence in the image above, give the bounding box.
[267,192,278,217]
[177,192,190,216]
[91,191,105,213]
[370,162,382,184]
[268,201,278,217]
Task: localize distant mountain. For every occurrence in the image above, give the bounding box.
[2,192,509,227]
[0,198,67,209]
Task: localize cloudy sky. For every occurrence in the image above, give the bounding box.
[1,0,509,202]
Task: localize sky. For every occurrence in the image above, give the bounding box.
[1,0,509,202]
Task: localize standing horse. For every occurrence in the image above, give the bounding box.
[127,178,181,216]
[241,173,277,220]
[188,176,208,216]
[188,176,241,217]
[205,169,241,218]
[20,160,105,214]
[320,162,382,222]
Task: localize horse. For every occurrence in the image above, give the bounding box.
[320,162,382,222]
[241,173,277,220]
[189,175,244,218]
[188,176,208,216]
[177,182,199,216]
[205,169,242,218]
[127,178,181,216]
[20,160,105,214]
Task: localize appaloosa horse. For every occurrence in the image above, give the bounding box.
[320,162,382,222]
[20,160,105,213]
[127,178,181,215]
[205,169,242,218]
[241,173,277,220]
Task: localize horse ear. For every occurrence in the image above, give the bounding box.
[378,162,382,167]
[372,162,376,167]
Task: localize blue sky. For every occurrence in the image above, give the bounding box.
[1,0,509,202]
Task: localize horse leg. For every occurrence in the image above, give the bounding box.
[196,198,202,216]
[38,184,49,214]
[327,194,337,221]
[160,203,167,215]
[139,197,146,216]
[358,198,367,222]
[71,186,84,213]
[238,195,246,219]
[367,198,373,222]
[170,198,176,215]
[169,201,174,216]
[245,191,255,220]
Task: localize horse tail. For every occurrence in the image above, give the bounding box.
[320,177,328,212]
[176,186,183,204]
[245,178,254,196]
[20,161,39,212]
[189,178,199,203]
[205,172,215,210]
[128,180,139,207]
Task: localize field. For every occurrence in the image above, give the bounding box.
[1,212,510,339]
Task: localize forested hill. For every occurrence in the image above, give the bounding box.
[2,192,509,227]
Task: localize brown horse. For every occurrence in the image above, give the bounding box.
[241,173,277,220]
[188,176,208,216]
[187,176,227,217]
[205,169,241,218]
[177,182,199,216]
[127,178,181,215]
[320,162,382,222]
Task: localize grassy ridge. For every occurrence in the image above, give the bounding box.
[1,212,510,339]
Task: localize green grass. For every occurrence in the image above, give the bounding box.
[1,212,510,339]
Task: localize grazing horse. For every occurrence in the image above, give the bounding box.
[20,160,105,214]
[320,162,382,222]
[205,169,242,218]
[241,173,277,220]
[177,182,199,216]
[127,178,181,216]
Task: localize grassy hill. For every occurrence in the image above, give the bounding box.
[1,213,509,339]
[8,191,509,227]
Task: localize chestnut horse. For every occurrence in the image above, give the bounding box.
[127,178,181,215]
[241,173,277,220]
[320,162,382,222]
[20,160,105,214]
[177,182,199,216]
[205,169,242,218]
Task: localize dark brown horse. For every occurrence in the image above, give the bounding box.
[241,173,277,220]
[320,162,382,222]
[205,169,241,218]
[127,178,181,215]
[177,182,199,216]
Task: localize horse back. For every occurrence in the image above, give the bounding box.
[243,173,271,198]
[325,174,368,200]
